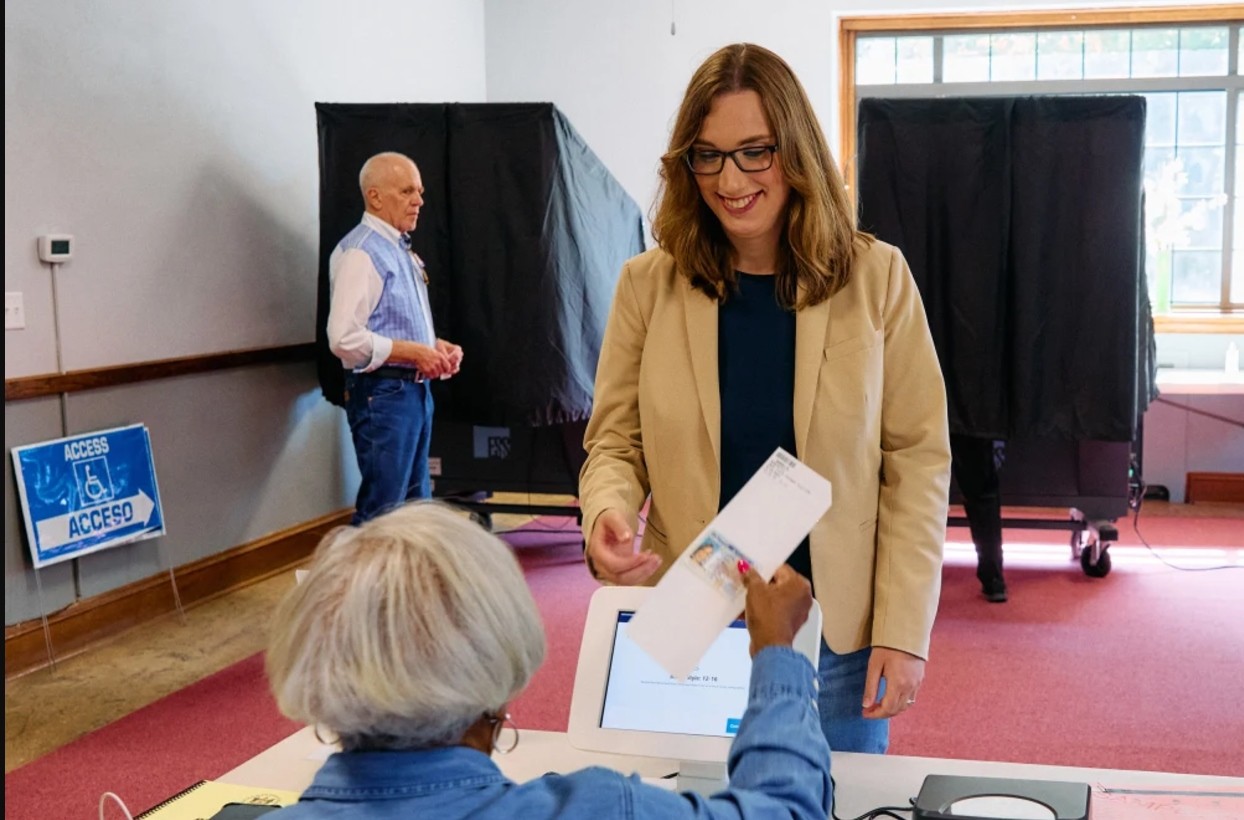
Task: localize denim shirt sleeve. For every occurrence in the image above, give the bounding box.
[625,645,832,820]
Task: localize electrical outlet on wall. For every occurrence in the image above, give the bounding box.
[5,292,25,330]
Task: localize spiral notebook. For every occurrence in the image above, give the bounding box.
[135,779,300,819]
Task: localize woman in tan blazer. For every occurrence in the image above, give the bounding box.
[579,43,951,754]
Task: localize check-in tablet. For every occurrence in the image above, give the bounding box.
[568,586,821,790]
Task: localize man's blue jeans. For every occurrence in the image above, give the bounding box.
[818,640,889,753]
[344,373,434,525]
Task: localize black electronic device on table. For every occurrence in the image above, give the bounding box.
[912,774,1090,820]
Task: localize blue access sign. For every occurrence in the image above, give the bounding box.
[11,424,166,568]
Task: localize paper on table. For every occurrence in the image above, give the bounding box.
[626,448,831,680]
[1092,784,1244,819]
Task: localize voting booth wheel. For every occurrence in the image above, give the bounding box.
[1078,537,1113,578]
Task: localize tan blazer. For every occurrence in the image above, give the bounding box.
[580,240,951,659]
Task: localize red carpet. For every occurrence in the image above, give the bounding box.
[6,512,1242,818]
[5,654,301,820]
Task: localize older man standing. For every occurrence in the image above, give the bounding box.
[328,152,464,524]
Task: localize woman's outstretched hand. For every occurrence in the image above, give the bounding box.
[585,509,661,585]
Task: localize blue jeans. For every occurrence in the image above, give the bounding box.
[344,374,434,525]
[817,640,889,753]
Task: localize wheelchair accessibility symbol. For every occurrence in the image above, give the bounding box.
[73,457,115,505]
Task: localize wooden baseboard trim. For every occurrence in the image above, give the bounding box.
[1184,472,1244,505]
[4,509,352,679]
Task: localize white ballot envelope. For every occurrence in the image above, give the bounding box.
[626,448,832,680]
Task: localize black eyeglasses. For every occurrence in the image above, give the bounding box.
[684,144,778,175]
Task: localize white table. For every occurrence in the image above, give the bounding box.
[1154,368,1244,395]
[222,727,1243,819]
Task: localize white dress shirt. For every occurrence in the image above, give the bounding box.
[327,212,434,371]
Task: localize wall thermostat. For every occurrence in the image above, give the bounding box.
[37,234,74,263]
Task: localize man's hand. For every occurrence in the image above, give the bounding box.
[862,646,925,718]
[391,341,451,378]
[436,338,464,375]
[585,509,660,585]
[409,343,452,378]
[741,564,812,657]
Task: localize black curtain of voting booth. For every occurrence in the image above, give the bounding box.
[315,102,645,429]
[857,95,1154,443]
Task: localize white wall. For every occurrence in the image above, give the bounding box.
[484,0,1211,229]
[4,0,486,623]
[5,0,487,377]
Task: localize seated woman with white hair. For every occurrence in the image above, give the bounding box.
[265,502,832,819]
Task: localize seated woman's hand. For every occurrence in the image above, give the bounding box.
[741,564,812,657]
[585,509,661,585]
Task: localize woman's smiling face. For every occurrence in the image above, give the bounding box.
[692,89,791,265]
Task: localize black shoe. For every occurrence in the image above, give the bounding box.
[982,580,1008,603]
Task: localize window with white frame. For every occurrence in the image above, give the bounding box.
[853,23,1242,316]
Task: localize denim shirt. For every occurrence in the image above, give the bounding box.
[271,647,831,820]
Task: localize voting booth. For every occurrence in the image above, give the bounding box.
[315,103,645,507]
[857,95,1155,575]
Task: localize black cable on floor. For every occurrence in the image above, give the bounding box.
[1130,481,1242,572]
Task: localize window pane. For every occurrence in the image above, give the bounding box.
[1177,91,1227,146]
[1145,146,1177,182]
[1238,26,1243,75]
[1177,146,1226,196]
[1143,93,1177,146]
[896,37,934,83]
[1084,29,1130,79]
[991,32,1036,81]
[857,37,896,85]
[1234,194,1242,294]
[1232,249,1243,302]
[1231,96,1241,309]
[1179,27,1229,76]
[1037,31,1083,80]
[1237,194,1242,248]
[1178,197,1225,248]
[1145,155,1182,307]
[1236,93,1242,199]
[1145,247,1164,310]
[1131,28,1178,78]
[1170,250,1222,303]
[1146,157,1225,232]
[944,34,990,82]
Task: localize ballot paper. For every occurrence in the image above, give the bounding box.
[626,448,831,680]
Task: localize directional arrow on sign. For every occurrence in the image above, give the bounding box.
[35,490,156,550]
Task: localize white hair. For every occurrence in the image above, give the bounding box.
[266,502,547,751]
[357,151,415,200]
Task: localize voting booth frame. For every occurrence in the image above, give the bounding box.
[857,96,1152,579]
[314,103,644,526]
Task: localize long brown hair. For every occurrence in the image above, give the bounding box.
[651,43,868,308]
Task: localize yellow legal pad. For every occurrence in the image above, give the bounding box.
[135,779,300,819]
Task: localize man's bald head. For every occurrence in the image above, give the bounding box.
[359,152,424,233]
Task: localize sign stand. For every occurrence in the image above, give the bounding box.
[31,567,58,674]
[163,560,186,624]
[14,259,176,673]
[36,260,69,674]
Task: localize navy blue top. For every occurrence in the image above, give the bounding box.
[718,273,811,584]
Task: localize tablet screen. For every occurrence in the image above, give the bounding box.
[599,612,751,737]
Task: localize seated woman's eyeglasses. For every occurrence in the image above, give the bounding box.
[685,144,779,175]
